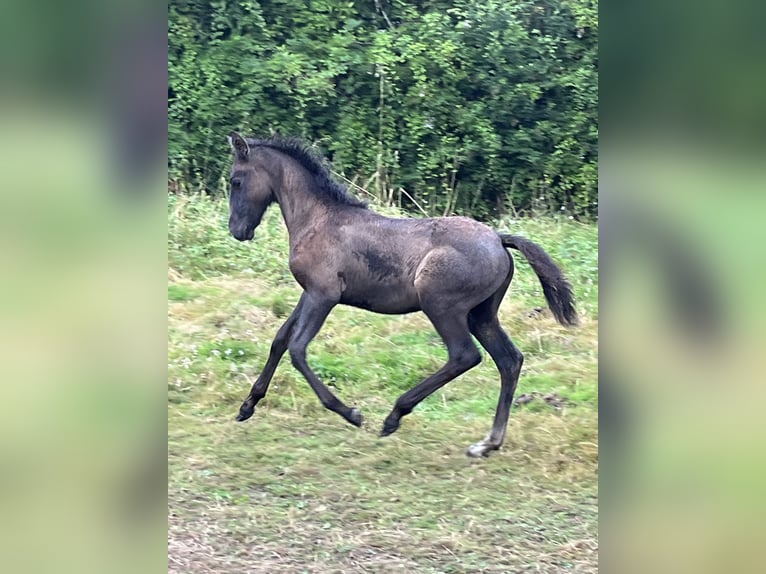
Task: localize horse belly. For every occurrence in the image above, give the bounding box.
[338,244,422,313]
[339,280,420,314]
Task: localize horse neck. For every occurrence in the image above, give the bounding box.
[271,162,328,239]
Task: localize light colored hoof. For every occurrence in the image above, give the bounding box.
[466,441,494,458]
[348,407,363,427]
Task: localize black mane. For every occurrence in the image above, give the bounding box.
[246,137,368,209]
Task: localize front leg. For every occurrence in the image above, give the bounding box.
[287,293,363,428]
[236,296,305,421]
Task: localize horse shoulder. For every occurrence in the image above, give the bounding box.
[288,231,345,299]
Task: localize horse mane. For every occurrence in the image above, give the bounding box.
[246,136,368,209]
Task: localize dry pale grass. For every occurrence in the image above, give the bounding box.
[168,206,598,572]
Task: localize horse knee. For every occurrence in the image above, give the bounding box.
[272,331,289,352]
[288,344,306,367]
[268,336,289,360]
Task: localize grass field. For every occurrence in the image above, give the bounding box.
[168,194,598,573]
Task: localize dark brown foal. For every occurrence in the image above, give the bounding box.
[226,133,577,457]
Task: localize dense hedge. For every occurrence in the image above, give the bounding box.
[169,0,597,219]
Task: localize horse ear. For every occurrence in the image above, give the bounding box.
[229,132,250,161]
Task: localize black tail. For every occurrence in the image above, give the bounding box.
[500,234,579,327]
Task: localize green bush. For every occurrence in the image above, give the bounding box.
[169,0,598,219]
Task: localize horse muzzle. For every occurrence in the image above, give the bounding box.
[229,220,255,241]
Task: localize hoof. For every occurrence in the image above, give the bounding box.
[466,441,497,458]
[379,417,400,437]
[348,408,363,427]
[236,404,255,422]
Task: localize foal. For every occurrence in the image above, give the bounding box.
[227,132,578,457]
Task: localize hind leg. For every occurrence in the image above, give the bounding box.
[381,309,481,437]
[381,245,508,436]
[466,318,523,457]
[465,278,524,457]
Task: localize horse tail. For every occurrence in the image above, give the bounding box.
[499,234,579,327]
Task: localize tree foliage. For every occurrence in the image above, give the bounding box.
[169,0,598,219]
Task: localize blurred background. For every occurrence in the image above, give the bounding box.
[0,2,167,573]
[600,0,766,571]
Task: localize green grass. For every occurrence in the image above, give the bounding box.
[168,194,598,573]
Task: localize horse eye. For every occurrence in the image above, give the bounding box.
[230,177,242,188]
